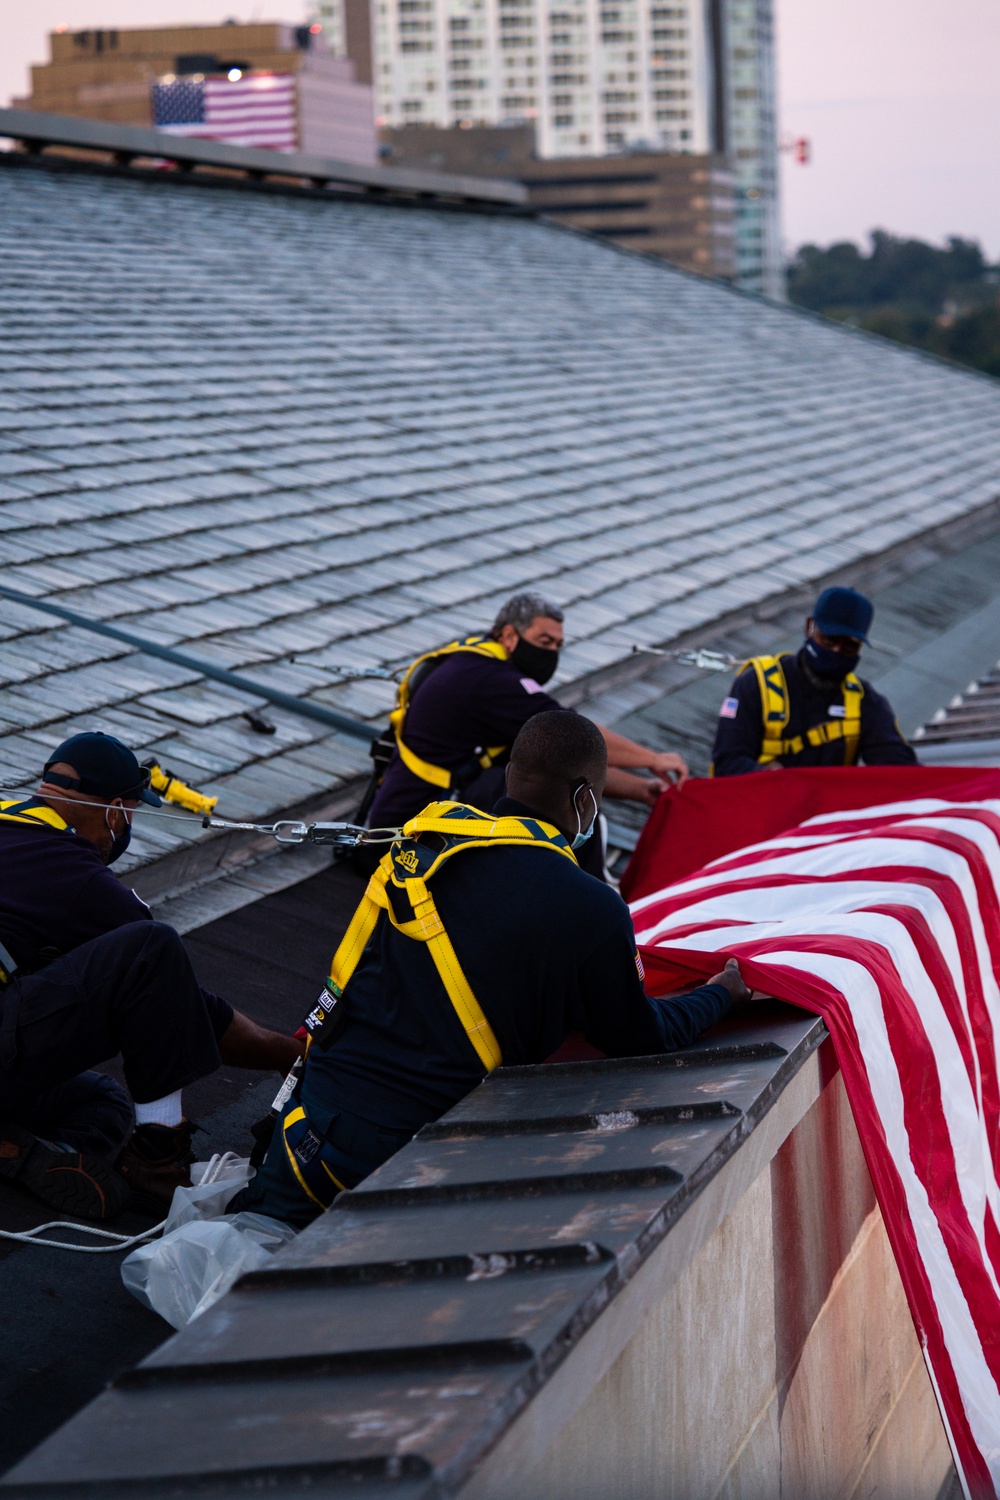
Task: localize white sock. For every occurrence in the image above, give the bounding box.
[134,1091,183,1128]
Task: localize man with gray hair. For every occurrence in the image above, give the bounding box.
[366,592,689,855]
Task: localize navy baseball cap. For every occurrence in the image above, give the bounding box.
[43,732,161,806]
[812,586,873,645]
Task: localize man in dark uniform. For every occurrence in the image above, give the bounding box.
[0,732,302,1219]
[711,586,917,776]
[367,592,690,835]
[234,711,751,1228]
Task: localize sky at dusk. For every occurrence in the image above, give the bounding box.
[3,0,999,257]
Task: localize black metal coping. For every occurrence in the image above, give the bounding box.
[1,1003,825,1498]
[0,108,528,210]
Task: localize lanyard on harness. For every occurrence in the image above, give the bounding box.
[389,637,511,791]
[744,654,864,767]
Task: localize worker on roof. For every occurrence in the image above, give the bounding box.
[363,592,690,875]
[0,732,302,1222]
[710,586,917,777]
[231,710,752,1227]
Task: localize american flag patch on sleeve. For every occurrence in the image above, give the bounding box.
[635,951,645,982]
[719,697,739,719]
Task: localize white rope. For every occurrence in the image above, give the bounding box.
[0,1151,243,1253]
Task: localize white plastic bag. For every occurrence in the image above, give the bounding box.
[121,1156,295,1329]
[164,1154,254,1231]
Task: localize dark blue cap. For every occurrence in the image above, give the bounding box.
[43,732,161,806]
[812,586,873,645]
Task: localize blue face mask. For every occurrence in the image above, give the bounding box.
[105,805,133,865]
[572,788,598,851]
[802,636,859,682]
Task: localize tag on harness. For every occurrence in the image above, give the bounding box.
[293,1128,324,1166]
[0,938,18,987]
[828,704,847,718]
[303,980,349,1050]
[270,1057,303,1115]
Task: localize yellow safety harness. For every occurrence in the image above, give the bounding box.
[389,636,512,791]
[325,800,578,1071]
[279,801,578,1208]
[747,654,864,767]
[0,800,72,984]
[0,797,71,834]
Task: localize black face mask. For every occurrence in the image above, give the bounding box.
[802,637,860,682]
[509,636,559,685]
[105,807,133,866]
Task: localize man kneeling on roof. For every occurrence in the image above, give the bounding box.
[362,592,690,878]
[0,733,302,1222]
[231,711,751,1228]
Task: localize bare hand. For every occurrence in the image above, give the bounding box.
[647,751,689,786]
[634,776,667,807]
[707,957,752,1003]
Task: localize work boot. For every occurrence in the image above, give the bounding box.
[0,1125,130,1222]
[116,1120,199,1216]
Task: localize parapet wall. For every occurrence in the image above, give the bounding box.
[2,1007,950,1499]
[466,1061,949,1500]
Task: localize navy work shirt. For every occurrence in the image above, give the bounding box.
[308,796,732,1133]
[368,650,563,828]
[0,809,232,1056]
[711,650,917,776]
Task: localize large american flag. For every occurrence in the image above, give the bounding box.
[150,72,298,152]
[626,766,1000,1496]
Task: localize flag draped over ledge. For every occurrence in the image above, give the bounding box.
[625,766,1000,1497]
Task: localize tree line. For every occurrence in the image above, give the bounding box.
[786,231,1000,378]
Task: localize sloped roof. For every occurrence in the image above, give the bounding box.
[3,154,1000,877]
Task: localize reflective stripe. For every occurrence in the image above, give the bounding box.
[744,655,864,768]
[0,798,70,832]
[324,800,576,1075]
[281,1102,346,1209]
[389,637,511,791]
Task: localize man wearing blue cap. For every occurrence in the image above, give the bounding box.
[0,732,302,1221]
[711,586,917,776]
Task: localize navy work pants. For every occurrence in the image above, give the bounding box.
[0,922,231,1156]
[231,1070,409,1229]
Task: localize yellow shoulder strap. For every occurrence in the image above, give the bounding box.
[388,638,511,791]
[327,803,575,1074]
[746,655,795,766]
[0,798,70,832]
[841,672,864,764]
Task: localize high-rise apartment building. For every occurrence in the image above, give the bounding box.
[311,0,781,293]
[715,0,781,298]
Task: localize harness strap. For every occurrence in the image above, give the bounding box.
[389,637,511,791]
[747,656,864,767]
[281,1103,347,1209]
[324,801,576,1074]
[0,798,70,832]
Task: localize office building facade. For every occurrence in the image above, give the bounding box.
[312,0,780,294]
[14,23,378,165]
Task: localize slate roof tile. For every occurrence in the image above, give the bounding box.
[5,162,1000,870]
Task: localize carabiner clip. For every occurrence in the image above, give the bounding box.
[272,821,310,844]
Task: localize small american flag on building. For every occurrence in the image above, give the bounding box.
[151,72,298,152]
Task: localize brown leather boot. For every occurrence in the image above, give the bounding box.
[116,1120,198,1216]
[0,1125,130,1222]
